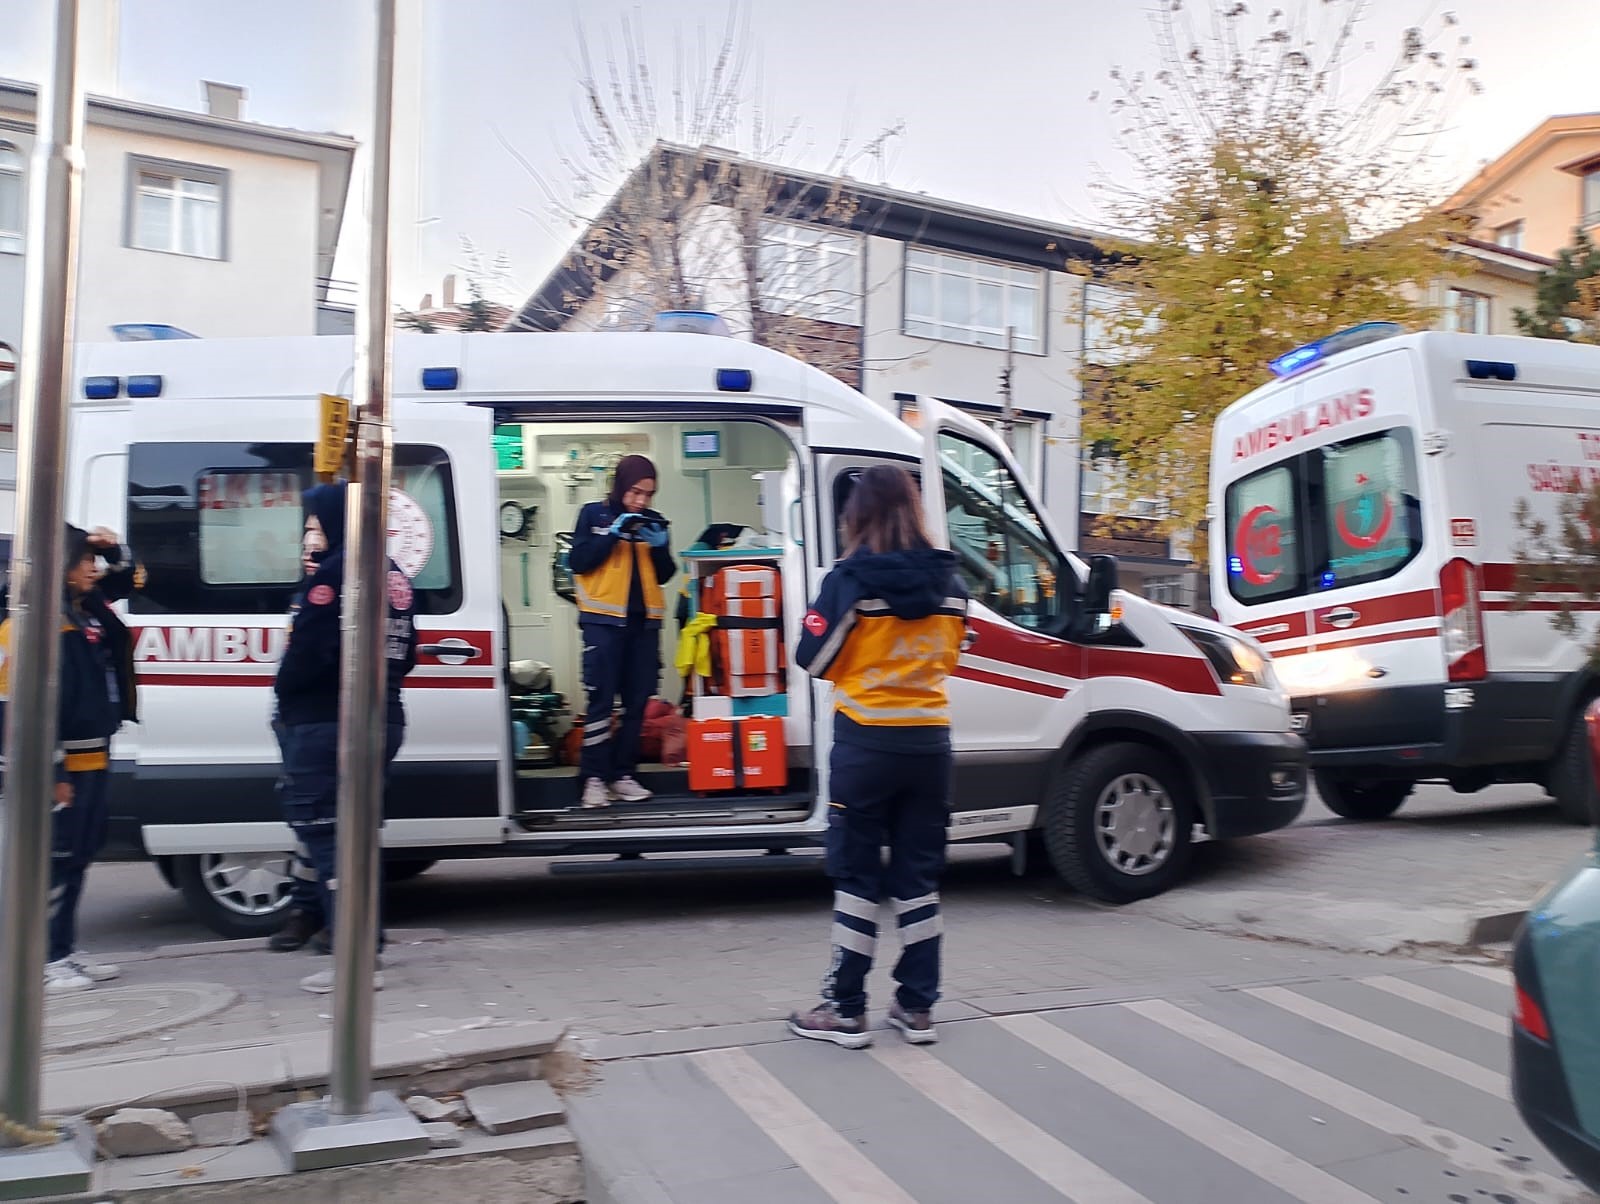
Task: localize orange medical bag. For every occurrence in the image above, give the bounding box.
[686,717,787,792]
[701,565,783,697]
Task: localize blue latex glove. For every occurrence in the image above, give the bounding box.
[642,524,669,548]
[607,513,636,537]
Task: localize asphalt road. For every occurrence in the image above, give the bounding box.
[73,781,1572,954]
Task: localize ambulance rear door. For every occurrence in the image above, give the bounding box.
[124,393,506,859]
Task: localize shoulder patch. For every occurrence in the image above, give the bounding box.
[387,569,414,612]
[307,584,336,607]
[803,609,829,637]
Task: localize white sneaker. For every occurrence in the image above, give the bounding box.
[45,959,95,994]
[66,953,121,983]
[299,969,384,995]
[581,777,612,809]
[609,776,653,802]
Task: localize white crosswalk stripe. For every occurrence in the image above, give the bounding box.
[1454,961,1513,984]
[1363,973,1511,1033]
[995,1013,1380,1204]
[1127,997,1576,1200]
[1246,984,1509,1098]
[870,1042,1152,1204]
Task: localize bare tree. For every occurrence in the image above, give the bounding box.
[502,6,904,387]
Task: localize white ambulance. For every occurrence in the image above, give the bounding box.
[1211,324,1600,823]
[63,325,1305,934]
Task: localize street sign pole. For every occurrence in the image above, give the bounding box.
[0,0,96,1193]
[272,0,425,1169]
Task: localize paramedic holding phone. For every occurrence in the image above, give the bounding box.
[788,466,969,1048]
[569,455,676,810]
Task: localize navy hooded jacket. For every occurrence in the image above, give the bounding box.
[274,483,420,727]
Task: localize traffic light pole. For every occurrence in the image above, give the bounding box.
[0,0,95,1193]
[271,0,426,1170]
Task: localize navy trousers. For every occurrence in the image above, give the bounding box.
[821,741,952,1019]
[281,720,404,954]
[579,621,660,783]
[273,719,323,922]
[49,769,110,964]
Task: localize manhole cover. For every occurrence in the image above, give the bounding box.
[45,982,237,1052]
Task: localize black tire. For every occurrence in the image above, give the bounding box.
[1313,773,1412,821]
[385,858,438,883]
[173,852,295,939]
[1042,742,1194,903]
[1548,709,1598,826]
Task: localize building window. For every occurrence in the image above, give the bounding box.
[1141,574,1194,609]
[1585,170,1600,229]
[1081,456,1162,519]
[0,142,23,254]
[758,222,861,325]
[127,156,227,259]
[904,248,1043,353]
[1493,221,1524,252]
[1445,288,1490,334]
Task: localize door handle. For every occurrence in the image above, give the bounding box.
[421,639,484,663]
[1322,607,1359,629]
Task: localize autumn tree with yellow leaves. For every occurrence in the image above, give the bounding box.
[1085,0,1480,548]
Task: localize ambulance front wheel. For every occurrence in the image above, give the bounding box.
[1313,773,1411,821]
[1043,742,1195,903]
[174,852,295,939]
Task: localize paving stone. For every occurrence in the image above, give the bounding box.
[96,1107,194,1156]
[406,1094,468,1123]
[422,1121,464,1148]
[464,1079,565,1135]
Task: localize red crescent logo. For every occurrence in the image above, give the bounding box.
[1233,505,1283,587]
[1335,494,1394,550]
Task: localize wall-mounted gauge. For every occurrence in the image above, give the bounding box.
[499,500,530,538]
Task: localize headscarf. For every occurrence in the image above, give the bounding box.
[302,482,349,558]
[607,455,658,511]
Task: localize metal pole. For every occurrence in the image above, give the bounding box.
[330,0,397,1118]
[0,0,83,1134]
[999,325,1016,452]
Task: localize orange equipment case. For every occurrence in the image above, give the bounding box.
[700,565,784,697]
[686,717,787,792]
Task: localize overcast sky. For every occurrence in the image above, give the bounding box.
[2,0,1594,308]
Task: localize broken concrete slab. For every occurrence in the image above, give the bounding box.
[464,1080,564,1135]
[423,1121,464,1149]
[97,1107,195,1157]
[406,1094,468,1124]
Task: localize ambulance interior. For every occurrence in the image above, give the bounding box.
[493,418,812,821]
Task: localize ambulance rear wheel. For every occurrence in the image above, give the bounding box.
[1547,709,1598,826]
[1314,773,1411,821]
[1045,743,1194,903]
[174,852,294,939]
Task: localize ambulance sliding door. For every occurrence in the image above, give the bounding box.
[124,395,505,856]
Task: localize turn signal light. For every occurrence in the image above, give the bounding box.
[1514,983,1550,1042]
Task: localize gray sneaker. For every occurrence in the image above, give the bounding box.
[300,969,384,995]
[888,1001,938,1044]
[788,1003,872,1049]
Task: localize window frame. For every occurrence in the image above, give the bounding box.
[1445,287,1491,334]
[126,441,463,616]
[1223,426,1424,607]
[124,154,229,261]
[0,140,23,255]
[1493,220,1525,253]
[902,246,1046,355]
[1585,170,1600,229]
[758,220,862,326]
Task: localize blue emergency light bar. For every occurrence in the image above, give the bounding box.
[83,376,119,399]
[1267,322,1404,380]
[421,366,459,391]
[126,375,163,398]
[716,368,752,392]
[654,311,731,336]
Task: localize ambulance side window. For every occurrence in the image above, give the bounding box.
[1224,463,1304,604]
[1316,429,1422,590]
[936,433,1064,631]
[127,441,463,616]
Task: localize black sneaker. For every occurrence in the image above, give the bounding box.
[268,909,322,953]
[888,1001,938,1044]
[788,1003,872,1049]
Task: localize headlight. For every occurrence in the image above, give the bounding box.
[1179,627,1274,688]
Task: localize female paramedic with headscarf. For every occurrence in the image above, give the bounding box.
[568,454,676,810]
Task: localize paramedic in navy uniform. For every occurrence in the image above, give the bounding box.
[568,454,675,810]
[274,481,419,995]
[788,465,969,1048]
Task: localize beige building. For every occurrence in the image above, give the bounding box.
[1444,113,1600,259]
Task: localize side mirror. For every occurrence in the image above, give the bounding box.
[1084,554,1120,616]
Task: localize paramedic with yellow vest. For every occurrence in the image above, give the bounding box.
[569,455,676,809]
[788,465,969,1049]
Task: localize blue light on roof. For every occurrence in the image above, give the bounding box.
[126,374,163,398]
[1321,570,1337,588]
[654,311,731,336]
[421,366,459,391]
[83,376,119,399]
[1229,556,1244,575]
[1268,322,1404,380]
[716,368,753,393]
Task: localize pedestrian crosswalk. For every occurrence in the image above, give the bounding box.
[572,961,1600,1204]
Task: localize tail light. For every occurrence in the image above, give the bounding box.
[1514,982,1550,1041]
[1439,558,1486,682]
